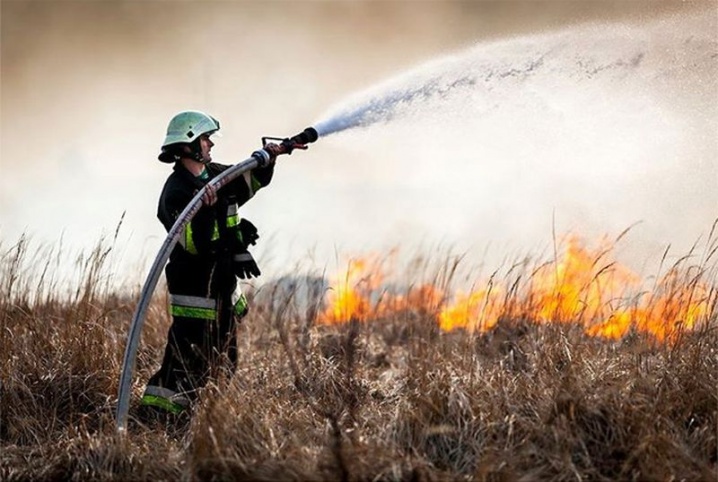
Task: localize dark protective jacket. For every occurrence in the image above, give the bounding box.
[157,161,274,301]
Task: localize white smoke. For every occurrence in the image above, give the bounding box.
[2,5,715,282]
[308,12,717,271]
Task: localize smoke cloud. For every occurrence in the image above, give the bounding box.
[1,1,715,281]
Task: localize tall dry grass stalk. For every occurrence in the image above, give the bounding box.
[0,230,716,481]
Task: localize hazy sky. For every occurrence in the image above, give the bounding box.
[1,0,716,282]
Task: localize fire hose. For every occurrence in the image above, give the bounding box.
[115,127,318,432]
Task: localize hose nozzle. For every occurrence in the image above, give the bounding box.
[262,127,319,156]
[289,127,319,146]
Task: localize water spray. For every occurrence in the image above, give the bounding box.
[115,127,318,433]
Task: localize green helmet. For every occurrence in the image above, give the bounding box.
[162,110,220,147]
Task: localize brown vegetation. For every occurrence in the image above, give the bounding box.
[0,234,716,481]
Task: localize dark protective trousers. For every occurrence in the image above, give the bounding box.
[146,290,239,405]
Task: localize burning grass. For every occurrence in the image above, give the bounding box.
[0,231,716,481]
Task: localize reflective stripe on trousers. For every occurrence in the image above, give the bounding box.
[170,292,246,319]
[141,385,191,414]
[170,294,217,320]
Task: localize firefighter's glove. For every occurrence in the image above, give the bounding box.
[233,251,261,279]
[238,218,259,246]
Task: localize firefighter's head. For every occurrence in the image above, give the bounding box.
[158,111,220,164]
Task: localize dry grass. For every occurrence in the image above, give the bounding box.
[0,234,716,481]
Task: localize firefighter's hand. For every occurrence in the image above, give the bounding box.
[201,183,218,206]
[263,143,282,165]
[233,251,261,279]
[238,218,259,246]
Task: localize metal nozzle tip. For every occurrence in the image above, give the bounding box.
[303,127,319,143]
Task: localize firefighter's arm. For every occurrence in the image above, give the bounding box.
[223,144,280,205]
[222,163,273,206]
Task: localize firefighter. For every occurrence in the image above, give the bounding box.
[140,110,281,416]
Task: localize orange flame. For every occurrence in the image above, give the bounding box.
[319,258,380,324]
[632,271,713,342]
[529,235,641,324]
[319,235,716,343]
[437,287,503,332]
[318,255,445,324]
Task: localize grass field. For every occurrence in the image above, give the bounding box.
[1,231,716,481]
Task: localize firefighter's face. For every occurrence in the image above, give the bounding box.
[199,134,214,163]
